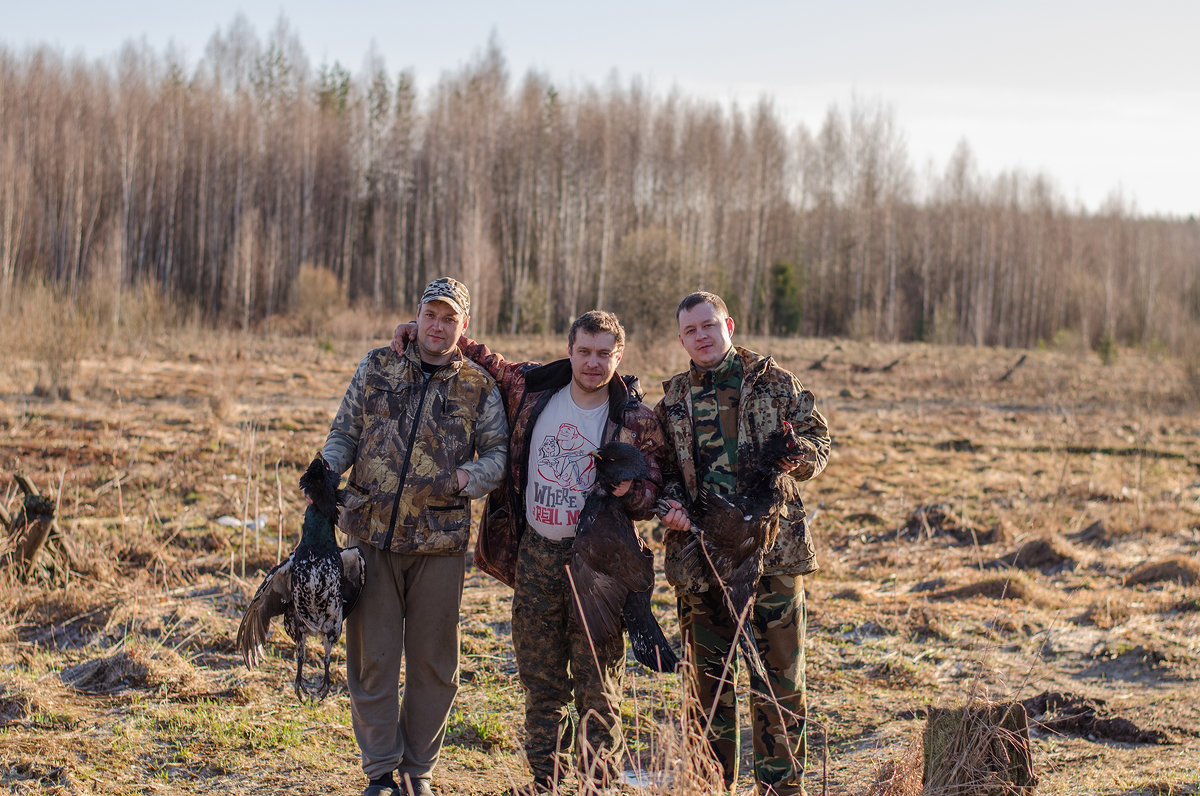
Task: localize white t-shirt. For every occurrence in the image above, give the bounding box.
[525,386,608,540]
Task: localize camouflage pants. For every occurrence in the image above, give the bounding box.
[678,574,807,795]
[512,530,626,787]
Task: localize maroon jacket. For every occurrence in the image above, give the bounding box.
[458,336,665,586]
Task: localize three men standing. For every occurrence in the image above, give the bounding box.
[323,278,827,796]
[658,291,830,796]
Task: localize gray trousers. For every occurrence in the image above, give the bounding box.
[345,540,466,781]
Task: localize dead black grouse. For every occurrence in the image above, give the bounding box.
[237,455,365,701]
[663,421,803,656]
[568,441,679,673]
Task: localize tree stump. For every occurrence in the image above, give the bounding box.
[15,494,56,570]
[923,700,1037,794]
[2,473,66,579]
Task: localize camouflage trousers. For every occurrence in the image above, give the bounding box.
[678,574,807,795]
[512,530,626,787]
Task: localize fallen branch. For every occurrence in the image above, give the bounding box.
[997,353,1028,382]
[851,356,904,374]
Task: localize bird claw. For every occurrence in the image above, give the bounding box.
[293,674,332,703]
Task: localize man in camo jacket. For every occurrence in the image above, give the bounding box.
[321,277,508,796]
[392,309,664,795]
[658,291,830,796]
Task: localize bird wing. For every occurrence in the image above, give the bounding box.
[340,547,365,617]
[236,558,293,670]
[693,487,764,578]
[567,560,627,643]
[622,587,679,673]
[570,499,654,644]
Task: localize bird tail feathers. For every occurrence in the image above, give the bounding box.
[622,589,680,673]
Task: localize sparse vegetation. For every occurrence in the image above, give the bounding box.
[2,327,1199,794]
[291,264,347,336]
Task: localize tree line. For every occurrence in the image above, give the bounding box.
[2,18,1197,352]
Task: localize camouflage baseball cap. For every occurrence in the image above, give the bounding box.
[420,277,470,316]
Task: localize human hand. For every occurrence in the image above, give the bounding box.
[776,455,805,473]
[390,321,418,355]
[776,441,811,473]
[660,499,691,532]
[456,469,469,491]
[611,479,633,497]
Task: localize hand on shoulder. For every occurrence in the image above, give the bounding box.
[389,322,418,355]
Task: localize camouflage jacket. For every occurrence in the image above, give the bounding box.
[457,336,666,587]
[322,344,508,555]
[654,345,830,592]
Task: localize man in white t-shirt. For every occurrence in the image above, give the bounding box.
[393,310,665,794]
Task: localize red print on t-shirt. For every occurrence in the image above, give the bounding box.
[535,423,597,491]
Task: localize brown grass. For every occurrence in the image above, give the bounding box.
[7,281,89,400]
[866,734,922,796]
[929,575,1064,609]
[921,700,1036,794]
[1126,556,1200,587]
[992,536,1078,573]
[1076,591,1136,629]
[0,683,40,727]
[59,638,207,697]
[2,324,1200,793]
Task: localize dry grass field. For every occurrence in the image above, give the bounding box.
[2,326,1199,795]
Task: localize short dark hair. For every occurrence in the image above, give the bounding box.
[568,310,626,350]
[676,291,729,323]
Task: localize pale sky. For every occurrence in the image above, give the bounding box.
[4,0,1198,217]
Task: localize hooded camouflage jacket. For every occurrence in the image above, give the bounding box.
[322,344,508,555]
[654,345,830,592]
[456,336,665,587]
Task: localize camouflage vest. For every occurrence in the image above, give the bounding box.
[657,346,827,591]
[340,346,495,554]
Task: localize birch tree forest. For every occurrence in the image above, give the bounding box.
[2,19,1198,352]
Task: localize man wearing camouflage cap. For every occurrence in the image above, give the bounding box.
[320,277,509,796]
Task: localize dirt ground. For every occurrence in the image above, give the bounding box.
[2,331,1199,795]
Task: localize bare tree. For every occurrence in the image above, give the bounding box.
[1,26,1197,355]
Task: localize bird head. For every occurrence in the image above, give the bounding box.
[589,441,650,494]
[762,420,801,463]
[299,454,343,523]
[781,420,798,454]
